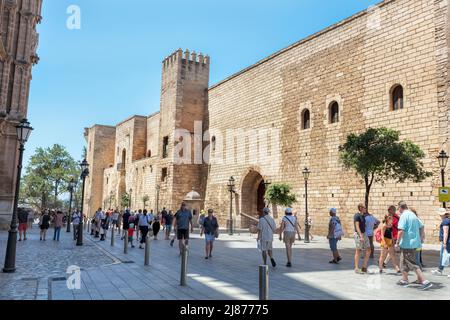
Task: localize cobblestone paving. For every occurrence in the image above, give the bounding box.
[1,224,450,300]
[0,225,114,300]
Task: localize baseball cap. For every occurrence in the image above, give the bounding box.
[285,207,292,214]
[263,207,270,214]
[330,208,337,214]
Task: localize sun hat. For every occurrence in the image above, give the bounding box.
[437,208,448,216]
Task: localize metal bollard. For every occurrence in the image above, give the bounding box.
[144,236,150,266]
[259,265,269,300]
[124,232,128,254]
[180,245,188,286]
[111,227,115,246]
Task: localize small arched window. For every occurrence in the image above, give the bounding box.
[147,150,152,158]
[391,85,404,111]
[211,136,216,151]
[301,109,310,130]
[329,101,339,124]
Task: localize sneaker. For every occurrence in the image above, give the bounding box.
[286,262,292,267]
[329,260,338,264]
[270,258,276,267]
[361,267,368,273]
[431,269,444,276]
[396,280,409,287]
[355,268,363,274]
[420,281,433,291]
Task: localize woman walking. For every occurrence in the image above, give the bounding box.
[200,209,219,259]
[53,210,64,241]
[279,208,300,267]
[152,211,161,240]
[378,214,400,273]
[327,208,343,264]
[39,210,51,241]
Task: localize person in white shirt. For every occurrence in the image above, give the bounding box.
[278,208,300,267]
[364,212,380,259]
[138,209,153,249]
[257,207,277,267]
[112,209,120,230]
[72,211,81,241]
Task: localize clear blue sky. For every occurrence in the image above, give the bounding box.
[25,0,380,166]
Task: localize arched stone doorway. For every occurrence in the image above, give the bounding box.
[240,170,267,227]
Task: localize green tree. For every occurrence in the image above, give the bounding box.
[142,195,149,209]
[265,183,297,207]
[339,127,431,211]
[20,144,78,209]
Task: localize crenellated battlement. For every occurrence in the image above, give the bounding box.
[162,48,210,69]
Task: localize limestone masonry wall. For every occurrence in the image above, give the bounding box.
[85,0,450,243]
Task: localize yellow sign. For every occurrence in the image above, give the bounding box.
[439,187,450,202]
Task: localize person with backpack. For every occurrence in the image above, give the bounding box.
[257,207,277,267]
[278,207,300,267]
[138,209,152,248]
[377,214,400,273]
[327,208,343,264]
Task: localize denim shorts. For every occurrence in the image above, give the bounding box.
[205,233,215,242]
[329,238,338,251]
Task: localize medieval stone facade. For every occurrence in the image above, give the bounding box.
[0,0,42,229]
[85,0,450,241]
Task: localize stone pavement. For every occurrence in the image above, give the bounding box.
[1,224,450,300]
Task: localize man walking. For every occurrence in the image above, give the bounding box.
[396,201,432,290]
[173,202,193,255]
[18,208,29,241]
[432,208,450,276]
[257,207,277,267]
[354,204,371,273]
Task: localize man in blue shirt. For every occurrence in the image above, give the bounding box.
[173,202,193,255]
[432,208,450,276]
[395,201,432,290]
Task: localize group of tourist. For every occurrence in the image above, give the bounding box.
[324,200,449,291]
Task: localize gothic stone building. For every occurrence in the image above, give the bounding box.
[0,0,42,229]
[85,0,450,240]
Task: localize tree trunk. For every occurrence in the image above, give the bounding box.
[54,181,59,209]
[364,174,374,213]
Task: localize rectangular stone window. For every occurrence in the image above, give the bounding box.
[161,167,168,182]
[163,136,169,158]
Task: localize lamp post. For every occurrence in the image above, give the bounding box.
[263,179,271,207]
[76,159,89,246]
[156,184,160,214]
[302,167,311,243]
[3,119,33,273]
[129,188,132,210]
[227,176,236,235]
[438,150,449,208]
[66,179,77,233]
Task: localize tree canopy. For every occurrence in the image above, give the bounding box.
[265,183,297,208]
[339,127,431,210]
[20,144,79,210]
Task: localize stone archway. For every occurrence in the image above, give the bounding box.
[240,170,266,228]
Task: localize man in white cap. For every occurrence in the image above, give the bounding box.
[432,208,450,276]
[279,207,300,267]
[257,207,277,267]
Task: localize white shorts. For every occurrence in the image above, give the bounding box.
[260,240,273,251]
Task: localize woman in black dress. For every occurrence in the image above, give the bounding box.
[152,212,161,240]
[39,210,51,241]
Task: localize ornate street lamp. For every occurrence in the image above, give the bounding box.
[76,159,89,246]
[227,176,236,235]
[263,179,271,207]
[3,119,33,273]
[156,184,160,214]
[66,178,77,232]
[438,150,449,208]
[302,167,311,243]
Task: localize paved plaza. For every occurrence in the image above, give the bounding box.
[0,224,449,300]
